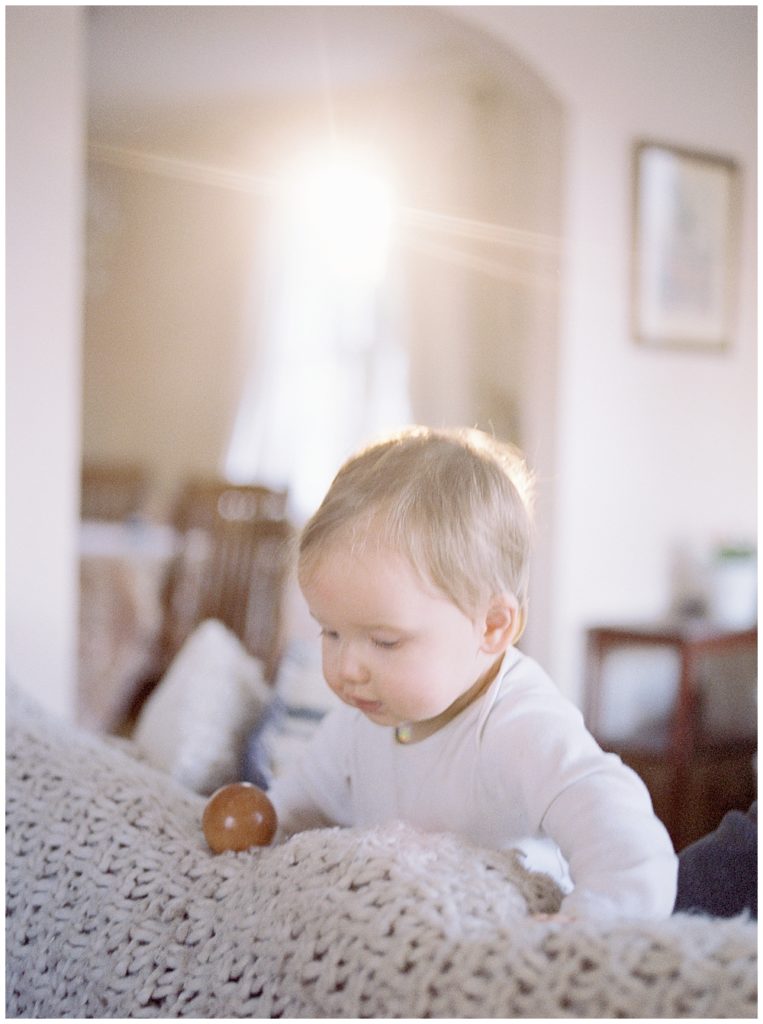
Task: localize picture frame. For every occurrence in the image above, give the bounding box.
[631,141,739,351]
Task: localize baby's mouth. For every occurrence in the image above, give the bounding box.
[350,697,384,714]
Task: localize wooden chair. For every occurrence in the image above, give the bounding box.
[117,516,294,735]
[172,478,288,534]
[160,516,294,682]
[81,462,150,521]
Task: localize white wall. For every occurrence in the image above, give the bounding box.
[6,7,85,717]
[457,6,757,700]
[83,158,257,516]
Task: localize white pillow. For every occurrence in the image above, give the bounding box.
[133,619,272,794]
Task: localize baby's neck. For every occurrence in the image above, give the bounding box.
[394,652,506,745]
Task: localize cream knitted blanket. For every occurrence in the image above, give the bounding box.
[6,687,757,1018]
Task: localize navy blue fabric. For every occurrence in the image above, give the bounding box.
[239,697,287,790]
[240,699,327,791]
[674,802,757,918]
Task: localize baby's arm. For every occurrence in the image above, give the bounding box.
[540,752,678,920]
[488,694,677,921]
[267,706,355,841]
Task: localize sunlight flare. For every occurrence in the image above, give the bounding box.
[283,147,395,285]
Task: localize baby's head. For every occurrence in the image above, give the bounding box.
[298,426,534,624]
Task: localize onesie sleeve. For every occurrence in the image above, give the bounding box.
[266,705,355,841]
[483,681,678,921]
[540,745,678,921]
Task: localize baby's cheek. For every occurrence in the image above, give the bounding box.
[388,672,439,718]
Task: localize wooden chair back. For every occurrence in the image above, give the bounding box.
[161,516,294,683]
[172,479,288,534]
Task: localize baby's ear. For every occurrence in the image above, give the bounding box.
[480,594,522,653]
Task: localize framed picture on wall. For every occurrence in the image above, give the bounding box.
[631,141,739,350]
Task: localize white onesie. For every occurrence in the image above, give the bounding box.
[268,646,678,920]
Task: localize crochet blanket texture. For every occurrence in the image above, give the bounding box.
[6,688,757,1019]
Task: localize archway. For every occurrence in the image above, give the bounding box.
[84,4,564,660]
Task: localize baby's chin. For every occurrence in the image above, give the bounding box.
[365,705,451,731]
[341,697,392,723]
[356,705,401,727]
[347,701,413,728]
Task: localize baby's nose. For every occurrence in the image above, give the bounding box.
[337,642,370,684]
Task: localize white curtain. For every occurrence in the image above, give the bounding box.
[225,177,411,522]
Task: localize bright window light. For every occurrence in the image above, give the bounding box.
[226,144,409,519]
[284,147,395,286]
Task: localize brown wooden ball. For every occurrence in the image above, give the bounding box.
[202,782,277,853]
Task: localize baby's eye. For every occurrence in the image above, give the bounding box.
[320,628,339,641]
[371,637,400,650]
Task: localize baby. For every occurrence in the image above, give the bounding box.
[269,426,678,920]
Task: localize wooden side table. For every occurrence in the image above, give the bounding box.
[585,620,757,849]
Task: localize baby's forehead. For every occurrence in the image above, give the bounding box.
[298,536,456,621]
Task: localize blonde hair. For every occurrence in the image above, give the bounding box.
[298,426,535,618]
